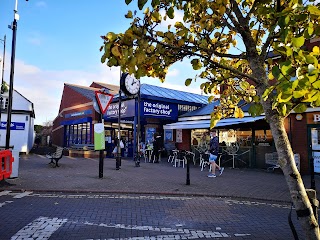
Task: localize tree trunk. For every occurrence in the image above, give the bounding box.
[260,90,320,239]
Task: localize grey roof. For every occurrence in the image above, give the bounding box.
[67,82,208,106]
[180,101,219,117]
[140,84,208,104]
[112,83,208,105]
[66,84,103,100]
[180,100,251,117]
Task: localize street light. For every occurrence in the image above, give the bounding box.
[5,0,24,149]
[0,35,6,128]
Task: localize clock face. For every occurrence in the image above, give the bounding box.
[124,74,140,95]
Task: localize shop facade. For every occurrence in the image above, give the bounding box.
[52,82,208,158]
[163,102,320,174]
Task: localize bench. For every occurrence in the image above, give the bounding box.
[46,146,64,167]
[265,152,300,172]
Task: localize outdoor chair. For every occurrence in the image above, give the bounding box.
[174,151,187,168]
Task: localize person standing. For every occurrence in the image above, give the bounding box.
[151,132,161,163]
[208,129,224,178]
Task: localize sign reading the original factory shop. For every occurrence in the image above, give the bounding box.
[141,100,178,120]
[104,99,135,118]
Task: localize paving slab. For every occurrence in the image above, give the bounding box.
[1,154,319,203]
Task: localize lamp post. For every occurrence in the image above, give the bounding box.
[0,35,5,127]
[5,0,21,149]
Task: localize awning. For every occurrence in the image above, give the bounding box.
[163,116,265,130]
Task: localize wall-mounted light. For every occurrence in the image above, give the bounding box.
[296,114,303,121]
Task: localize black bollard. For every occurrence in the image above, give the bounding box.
[99,150,104,178]
[135,152,140,167]
[186,153,190,185]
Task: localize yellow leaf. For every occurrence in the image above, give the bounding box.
[111,46,122,58]
[313,46,320,55]
[234,107,244,118]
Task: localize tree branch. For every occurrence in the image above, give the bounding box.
[145,35,260,84]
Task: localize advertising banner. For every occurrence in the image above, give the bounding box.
[104,99,135,119]
[141,100,178,120]
[94,123,105,150]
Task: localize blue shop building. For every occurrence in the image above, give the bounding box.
[52,82,208,158]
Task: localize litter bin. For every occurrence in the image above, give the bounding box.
[10,150,19,178]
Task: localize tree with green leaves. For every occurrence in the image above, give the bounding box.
[101,0,320,238]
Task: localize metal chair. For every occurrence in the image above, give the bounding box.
[174,151,186,168]
[167,150,175,163]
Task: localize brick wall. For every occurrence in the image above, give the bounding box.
[52,85,97,146]
[287,114,309,174]
[175,129,191,151]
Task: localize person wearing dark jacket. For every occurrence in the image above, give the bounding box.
[151,133,162,163]
[208,130,224,178]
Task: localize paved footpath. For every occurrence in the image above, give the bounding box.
[0,154,316,239]
[0,191,303,239]
[2,154,320,203]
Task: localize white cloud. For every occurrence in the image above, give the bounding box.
[12,60,121,125]
[158,9,184,30]
[167,68,179,77]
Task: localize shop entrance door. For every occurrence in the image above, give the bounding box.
[308,126,320,174]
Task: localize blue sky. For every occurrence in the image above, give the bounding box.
[0,0,205,125]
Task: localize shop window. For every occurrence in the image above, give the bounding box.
[191,129,210,152]
[178,104,199,115]
[65,122,92,146]
[255,129,273,146]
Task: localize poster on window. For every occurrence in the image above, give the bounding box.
[311,128,320,150]
[176,129,182,143]
[164,129,173,142]
[313,151,320,173]
[146,127,156,144]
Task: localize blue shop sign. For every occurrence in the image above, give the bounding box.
[104,99,135,119]
[65,109,92,118]
[0,122,25,130]
[141,100,178,120]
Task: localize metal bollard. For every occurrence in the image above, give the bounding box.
[186,153,190,185]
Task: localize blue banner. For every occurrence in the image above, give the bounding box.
[65,109,92,118]
[141,100,178,120]
[0,122,25,130]
[104,99,135,119]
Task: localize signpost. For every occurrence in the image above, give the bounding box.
[94,90,113,178]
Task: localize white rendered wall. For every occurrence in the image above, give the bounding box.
[0,90,35,153]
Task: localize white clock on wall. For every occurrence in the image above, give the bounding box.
[120,73,140,97]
